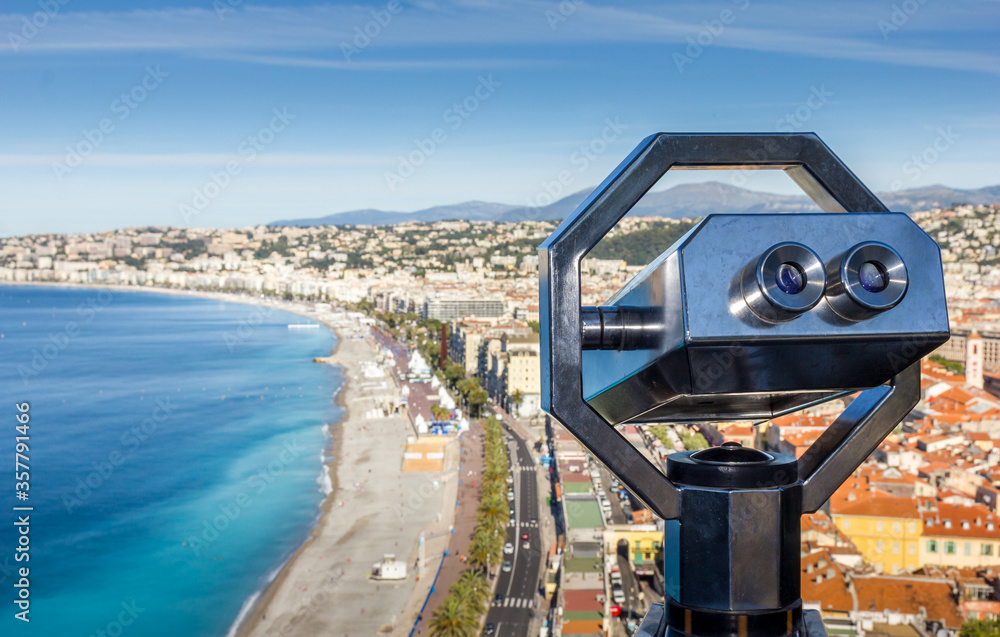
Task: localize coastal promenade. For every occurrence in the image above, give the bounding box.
[238,333,457,637]
[404,420,486,633]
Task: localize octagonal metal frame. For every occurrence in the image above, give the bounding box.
[539,133,923,519]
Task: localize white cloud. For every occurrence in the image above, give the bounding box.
[1,2,997,75]
[0,152,391,167]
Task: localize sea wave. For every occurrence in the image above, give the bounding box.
[224,590,261,637]
[317,457,333,496]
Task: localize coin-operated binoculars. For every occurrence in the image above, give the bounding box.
[538,134,950,637]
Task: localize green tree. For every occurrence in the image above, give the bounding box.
[430,404,451,421]
[680,430,709,450]
[457,570,489,604]
[451,578,487,618]
[445,361,466,386]
[428,596,477,637]
[457,377,480,396]
[467,387,489,417]
[961,618,1000,637]
[467,533,495,572]
[510,389,524,413]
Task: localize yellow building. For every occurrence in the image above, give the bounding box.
[603,525,663,566]
[831,496,923,574]
[918,502,1000,568]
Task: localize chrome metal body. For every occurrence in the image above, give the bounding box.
[537,133,949,637]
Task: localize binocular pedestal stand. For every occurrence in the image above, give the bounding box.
[633,443,826,637]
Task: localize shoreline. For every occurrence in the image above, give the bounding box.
[1,281,365,636]
[231,337,352,637]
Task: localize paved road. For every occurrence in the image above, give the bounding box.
[484,423,543,637]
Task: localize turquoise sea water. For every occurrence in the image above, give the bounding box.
[0,286,343,636]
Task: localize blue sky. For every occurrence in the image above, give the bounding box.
[1,0,998,235]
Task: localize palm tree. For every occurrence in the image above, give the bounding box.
[428,596,477,637]
[478,495,507,533]
[509,389,523,415]
[451,579,486,619]
[468,530,500,573]
[458,570,489,602]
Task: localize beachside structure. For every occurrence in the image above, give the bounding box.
[371,555,407,580]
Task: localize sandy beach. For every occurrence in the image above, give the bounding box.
[234,331,459,637]
[4,282,460,636]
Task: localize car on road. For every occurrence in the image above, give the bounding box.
[521,532,529,541]
[502,560,512,573]
[507,489,514,500]
[522,539,530,550]
[612,583,626,604]
[494,593,503,604]
[483,622,496,635]
[504,542,514,554]
[509,515,515,525]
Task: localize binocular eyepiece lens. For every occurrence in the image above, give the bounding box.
[742,243,825,322]
[827,242,908,319]
[775,262,806,295]
[858,261,888,293]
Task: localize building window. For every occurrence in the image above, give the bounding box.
[928,540,938,553]
[908,522,917,534]
[842,519,850,530]
[965,542,972,556]
[876,521,885,532]
[908,542,916,556]
[946,541,956,555]
[893,541,900,555]
[893,522,901,534]
[982,543,994,556]
[876,540,884,554]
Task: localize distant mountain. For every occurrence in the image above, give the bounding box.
[269,182,1000,227]
[881,185,1000,213]
[269,201,520,227]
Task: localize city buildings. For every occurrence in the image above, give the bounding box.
[4,204,1000,635]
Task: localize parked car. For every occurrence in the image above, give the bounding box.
[504,542,514,555]
[507,489,515,500]
[484,622,496,635]
[494,593,503,604]
[502,560,512,573]
[612,583,625,604]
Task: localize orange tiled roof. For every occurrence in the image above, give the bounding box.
[852,576,964,628]
[921,502,1000,539]
[831,494,921,519]
[800,549,852,611]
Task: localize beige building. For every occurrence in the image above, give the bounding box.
[481,333,542,418]
[919,502,1000,568]
[448,322,484,376]
[504,333,541,416]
